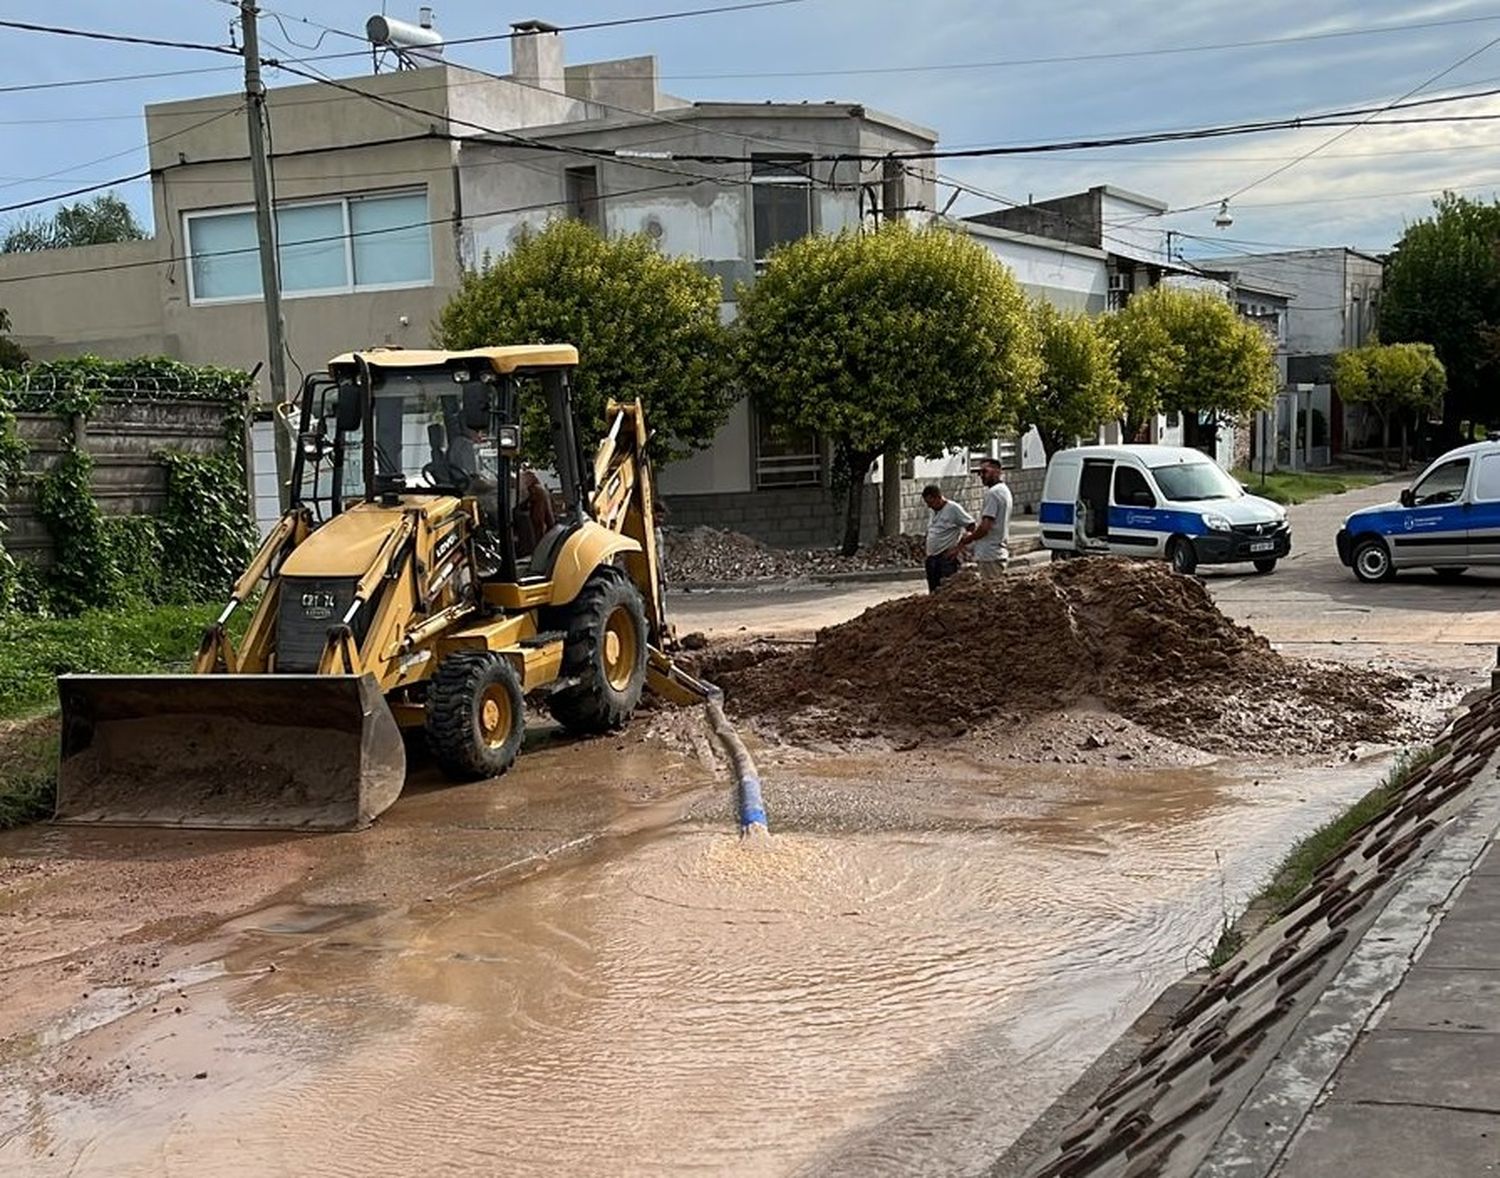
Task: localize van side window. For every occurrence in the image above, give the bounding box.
[1114,465,1156,508]
[1475,453,1500,502]
[1412,458,1470,506]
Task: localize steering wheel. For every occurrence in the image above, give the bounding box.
[422,460,471,493]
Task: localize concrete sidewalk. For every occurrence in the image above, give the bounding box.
[1009,692,1500,1178]
[1264,822,1500,1176]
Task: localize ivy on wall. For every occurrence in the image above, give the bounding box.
[0,356,257,616]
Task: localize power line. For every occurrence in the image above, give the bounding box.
[1222,30,1500,206]
[0,107,241,198]
[647,10,1500,78]
[0,17,238,56]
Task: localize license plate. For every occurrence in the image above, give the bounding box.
[1249,540,1275,553]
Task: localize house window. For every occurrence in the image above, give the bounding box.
[752,155,812,264]
[565,166,600,229]
[754,406,821,487]
[185,189,431,304]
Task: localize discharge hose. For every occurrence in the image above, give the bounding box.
[702,683,768,836]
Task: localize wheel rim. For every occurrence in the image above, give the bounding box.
[602,604,638,692]
[1172,543,1189,572]
[1357,545,1388,580]
[478,683,513,749]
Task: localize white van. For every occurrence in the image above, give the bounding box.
[1039,445,1291,575]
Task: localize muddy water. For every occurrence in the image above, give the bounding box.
[0,754,1389,1177]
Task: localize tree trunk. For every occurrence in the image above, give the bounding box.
[1400,415,1410,469]
[1380,412,1391,471]
[880,447,902,539]
[839,449,876,557]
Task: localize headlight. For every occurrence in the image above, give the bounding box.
[1202,512,1233,532]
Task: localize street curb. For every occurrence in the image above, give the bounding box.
[670,544,1047,594]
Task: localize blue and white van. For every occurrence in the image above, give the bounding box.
[1039,445,1291,575]
[1337,440,1500,583]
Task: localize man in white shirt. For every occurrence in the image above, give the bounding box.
[967,458,1013,579]
[922,484,974,591]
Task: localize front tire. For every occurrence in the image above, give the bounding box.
[548,568,648,735]
[1352,537,1396,583]
[1168,537,1198,576]
[425,651,526,781]
[1253,558,1278,574]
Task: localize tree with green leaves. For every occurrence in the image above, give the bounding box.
[1027,301,1122,455]
[1107,285,1277,448]
[0,309,25,370]
[436,218,734,464]
[737,222,1040,555]
[1332,342,1446,469]
[1382,194,1500,442]
[2,193,146,253]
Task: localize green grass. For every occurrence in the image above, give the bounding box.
[0,723,58,830]
[0,602,226,830]
[1207,746,1434,970]
[0,602,220,722]
[1232,468,1386,506]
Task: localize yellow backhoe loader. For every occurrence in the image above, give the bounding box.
[55,344,707,831]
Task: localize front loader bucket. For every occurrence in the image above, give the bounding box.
[55,674,406,832]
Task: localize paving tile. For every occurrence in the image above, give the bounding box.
[1381,967,1500,1034]
[1278,1103,1500,1177]
[1421,912,1500,970]
[1332,1029,1500,1111]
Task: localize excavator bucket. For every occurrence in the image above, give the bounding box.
[54,674,406,832]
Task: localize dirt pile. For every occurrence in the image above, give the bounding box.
[704,559,1408,755]
[661,526,923,584]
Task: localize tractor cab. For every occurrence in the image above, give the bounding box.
[290,345,590,583]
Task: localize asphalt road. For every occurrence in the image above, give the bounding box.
[670,479,1500,682]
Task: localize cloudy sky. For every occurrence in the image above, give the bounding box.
[5,0,1500,260]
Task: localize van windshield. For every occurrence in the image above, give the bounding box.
[1150,460,1242,502]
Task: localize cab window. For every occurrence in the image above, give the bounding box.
[1114,465,1156,508]
[1412,458,1470,506]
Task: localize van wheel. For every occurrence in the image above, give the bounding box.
[1168,537,1198,576]
[1352,537,1396,583]
[1253,558,1278,574]
[1434,566,1467,582]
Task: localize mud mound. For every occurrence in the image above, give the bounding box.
[713,559,1406,755]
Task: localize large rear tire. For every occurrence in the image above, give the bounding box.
[425,652,526,781]
[548,568,648,735]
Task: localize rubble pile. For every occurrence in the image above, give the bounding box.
[661,526,923,584]
[704,559,1409,755]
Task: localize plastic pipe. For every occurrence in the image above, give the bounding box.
[702,684,768,836]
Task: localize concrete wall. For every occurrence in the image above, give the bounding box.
[1209,249,1381,358]
[662,482,880,548]
[0,241,169,359]
[6,399,230,566]
[657,397,754,496]
[958,218,1109,312]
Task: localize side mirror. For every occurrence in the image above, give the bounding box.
[1399,488,1415,508]
[1132,491,1155,508]
[335,382,363,433]
[462,384,490,432]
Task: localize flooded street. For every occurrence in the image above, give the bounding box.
[0,742,1396,1177]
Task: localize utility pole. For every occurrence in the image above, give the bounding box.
[240,1,290,506]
